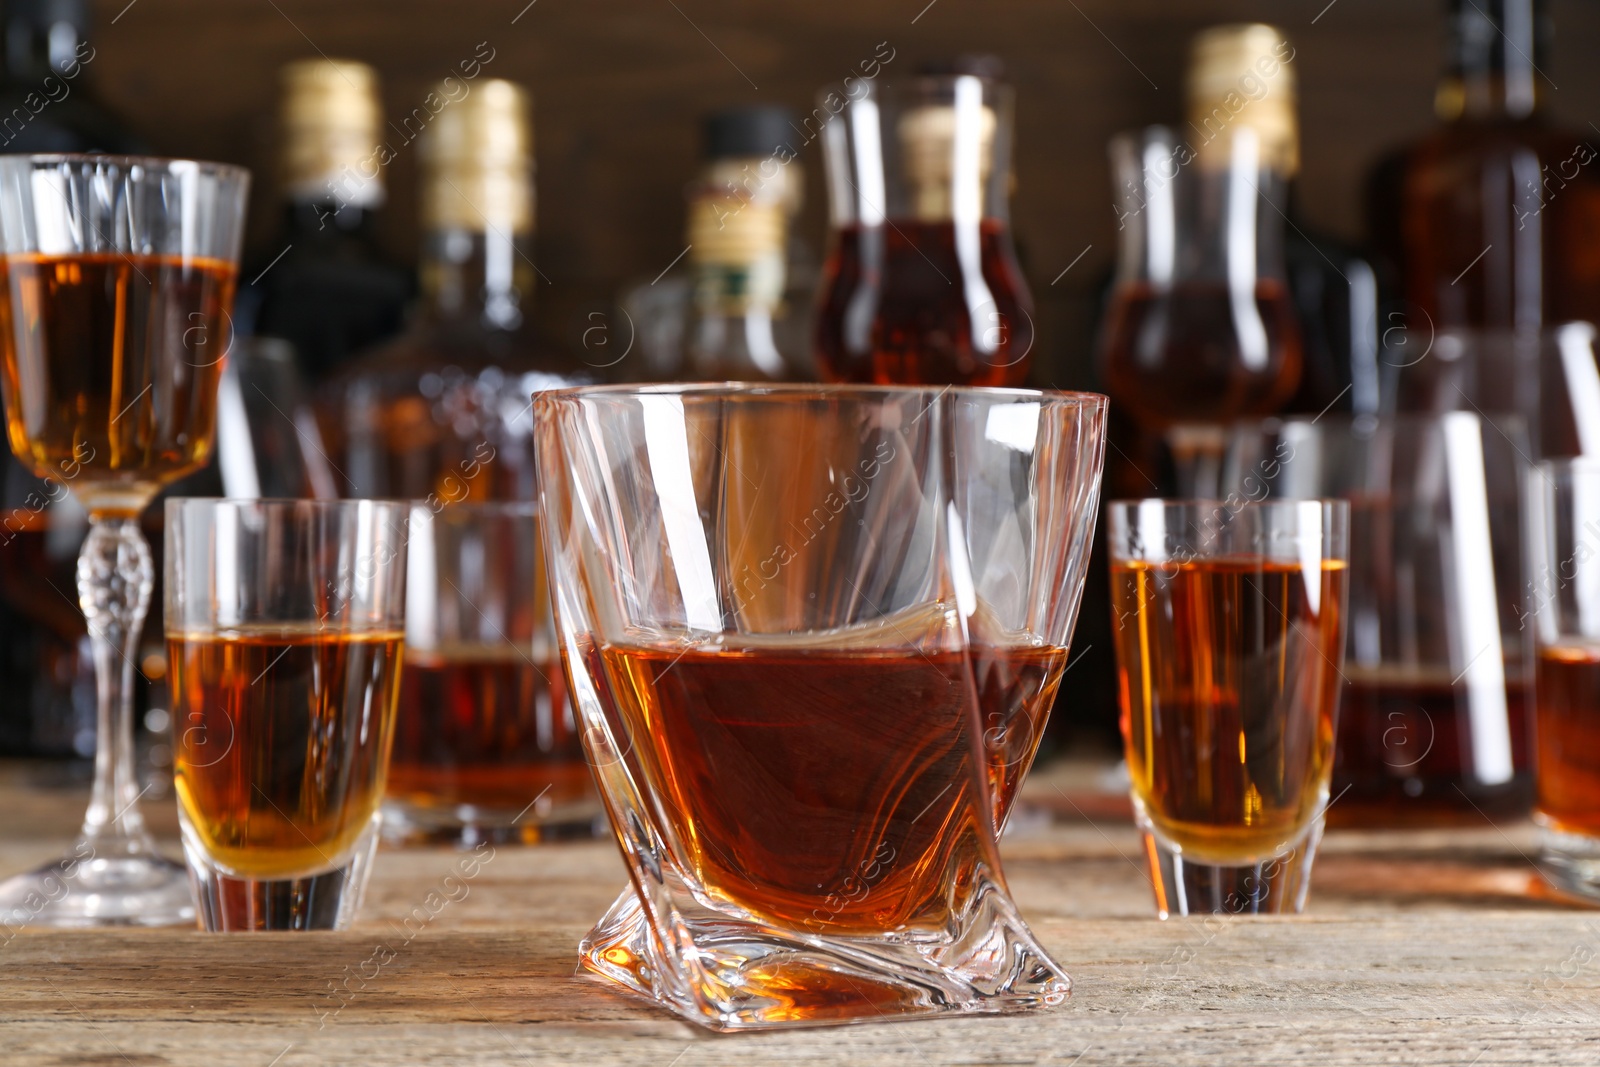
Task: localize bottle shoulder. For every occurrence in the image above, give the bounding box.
[320,321,595,398]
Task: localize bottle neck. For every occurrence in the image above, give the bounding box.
[419,227,535,333]
[1438,0,1547,121]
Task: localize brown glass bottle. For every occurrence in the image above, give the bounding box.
[317,79,592,502]
[1372,0,1600,335]
[814,70,1035,387]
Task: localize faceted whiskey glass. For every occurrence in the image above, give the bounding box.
[534,384,1105,1030]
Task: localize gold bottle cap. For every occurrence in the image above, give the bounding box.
[280,58,384,205]
[421,78,535,235]
[1186,23,1298,176]
[897,101,998,222]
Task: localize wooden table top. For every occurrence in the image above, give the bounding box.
[3,759,1596,1066]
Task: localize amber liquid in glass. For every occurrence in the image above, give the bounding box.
[814,219,1034,387]
[1329,669,1531,826]
[0,253,236,513]
[170,627,404,879]
[388,646,590,812]
[1534,642,1600,836]
[592,642,1064,933]
[1100,278,1302,431]
[1111,557,1346,862]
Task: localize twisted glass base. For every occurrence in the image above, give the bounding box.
[580,871,1071,1031]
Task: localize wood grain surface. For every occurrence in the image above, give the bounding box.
[3,760,1598,1064]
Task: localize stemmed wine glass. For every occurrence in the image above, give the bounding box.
[0,154,248,926]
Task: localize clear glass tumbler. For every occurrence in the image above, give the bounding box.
[383,501,603,845]
[164,498,408,931]
[535,383,1105,1029]
[1527,458,1600,901]
[1108,499,1349,917]
[0,154,248,928]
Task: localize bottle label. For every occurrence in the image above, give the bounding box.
[687,195,786,312]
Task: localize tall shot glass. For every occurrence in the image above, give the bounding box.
[1108,499,1349,917]
[536,384,1106,1030]
[165,499,408,931]
[1527,459,1600,902]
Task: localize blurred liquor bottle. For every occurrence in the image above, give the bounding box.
[0,0,142,153]
[1186,24,1382,419]
[238,59,413,385]
[317,78,592,501]
[1365,0,1600,443]
[617,106,812,381]
[814,57,1035,386]
[0,0,143,758]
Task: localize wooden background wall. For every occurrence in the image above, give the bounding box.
[86,0,1600,385]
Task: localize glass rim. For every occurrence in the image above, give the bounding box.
[1535,456,1600,479]
[1108,497,1347,513]
[1224,412,1508,435]
[815,73,1014,102]
[410,500,539,519]
[535,381,1106,409]
[165,497,412,515]
[0,153,250,182]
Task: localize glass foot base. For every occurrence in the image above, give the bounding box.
[183,811,381,931]
[1537,826,1600,903]
[1140,817,1324,918]
[380,798,607,847]
[580,882,1071,1031]
[0,843,195,928]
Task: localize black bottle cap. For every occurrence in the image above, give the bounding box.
[703,106,798,160]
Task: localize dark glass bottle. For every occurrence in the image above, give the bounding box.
[616,106,811,382]
[238,59,413,385]
[317,78,592,502]
[1366,0,1600,439]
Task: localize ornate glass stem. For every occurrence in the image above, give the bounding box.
[76,516,156,852]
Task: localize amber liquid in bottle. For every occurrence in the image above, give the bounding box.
[1329,669,1531,826]
[0,252,236,512]
[1111,557,1346,861]
[591,641,1064,933]
[170,627,404,878]
[1534,642,1600,836]
[814,219,1034,387]
[387,646,589,812]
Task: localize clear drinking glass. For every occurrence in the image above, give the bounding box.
[383,501,603,845]
[164,498,408,931]
[1108,499,1349,917]
[536,383,1106,1029]
[1527,459,1600,901]
[0,154,248,927]
[1221,414,1533,824]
